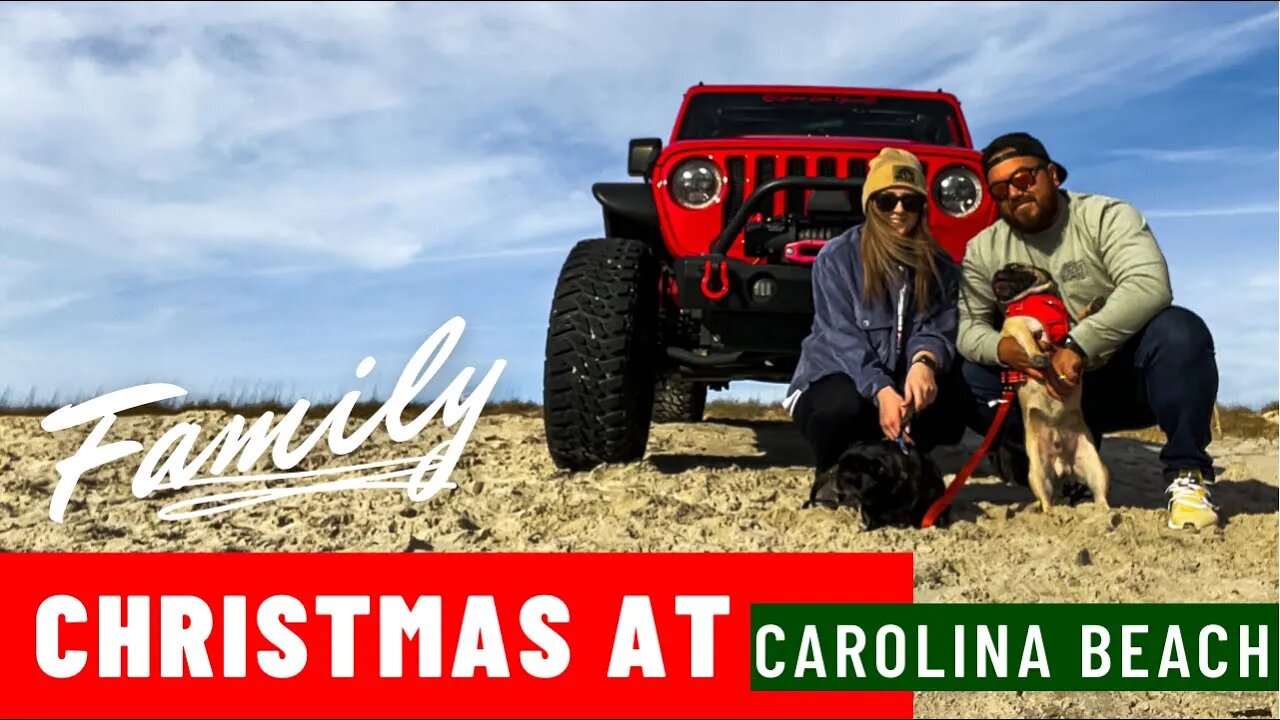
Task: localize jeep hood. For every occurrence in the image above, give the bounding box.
[662,136,977,159]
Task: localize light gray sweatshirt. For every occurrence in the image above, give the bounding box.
[957,190,1174,369]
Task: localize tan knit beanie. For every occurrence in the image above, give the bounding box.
[861,147,928,210]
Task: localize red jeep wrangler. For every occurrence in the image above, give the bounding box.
[542,84,997,471]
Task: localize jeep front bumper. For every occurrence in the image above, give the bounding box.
[670,255,814,361]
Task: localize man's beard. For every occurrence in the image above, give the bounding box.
[1008,196,1054,233]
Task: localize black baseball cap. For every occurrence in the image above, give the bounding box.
[981,131,1068,182]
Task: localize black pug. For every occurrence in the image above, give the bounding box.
[805,439,949,529]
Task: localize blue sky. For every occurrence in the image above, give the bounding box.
[1,1,1277,410]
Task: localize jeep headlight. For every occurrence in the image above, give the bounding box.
[932,165,982,218]
[668,158,723,210]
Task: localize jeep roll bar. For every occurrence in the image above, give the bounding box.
[709,176,864,256]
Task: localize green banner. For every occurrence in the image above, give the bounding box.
[750,603,1279,691]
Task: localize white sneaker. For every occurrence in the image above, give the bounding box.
[1165,470,1219,530]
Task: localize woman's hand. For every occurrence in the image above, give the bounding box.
[902,355,938,413]
[877,386,908,441]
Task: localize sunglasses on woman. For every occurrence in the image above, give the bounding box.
[988,164,1047,201]
[872,192,926,214]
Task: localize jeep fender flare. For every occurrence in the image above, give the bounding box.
[592,182,659,245]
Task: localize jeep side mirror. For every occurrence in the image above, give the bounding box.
[628,138,662,177]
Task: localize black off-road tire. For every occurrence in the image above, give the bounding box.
[652,372,707,423]
[543,238,659,470]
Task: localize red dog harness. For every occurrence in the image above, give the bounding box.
[997,294,1071,387]
[1004,293,1072,345]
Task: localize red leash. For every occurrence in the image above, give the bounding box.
[920,292,1061,528]
[920,377,1021,529]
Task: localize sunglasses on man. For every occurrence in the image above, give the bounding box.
[872,192,926,214]
[988,163,1048,201]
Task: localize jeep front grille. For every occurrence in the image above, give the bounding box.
[721,156,746,229]
[784,157,807,218]
[718,153,929,221]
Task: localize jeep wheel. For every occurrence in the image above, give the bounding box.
[543,238,659,470]
[652,372,707,423]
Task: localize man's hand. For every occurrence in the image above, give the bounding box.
[877,386,908,442]
[902,355,938,413]
[997,335,1047,383]
[1045,345,1083,400]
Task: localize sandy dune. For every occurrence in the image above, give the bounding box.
[1,408,1276,718]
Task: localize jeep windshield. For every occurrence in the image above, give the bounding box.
[675,92,964,147]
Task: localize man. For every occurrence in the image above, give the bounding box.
[957,131,1221,530]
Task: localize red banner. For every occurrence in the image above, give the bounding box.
[0,552,913,719]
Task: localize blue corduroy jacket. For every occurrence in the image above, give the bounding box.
[785,224,961,407]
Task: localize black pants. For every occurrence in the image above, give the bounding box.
[963,305,1219,483]
[791,363,971,471]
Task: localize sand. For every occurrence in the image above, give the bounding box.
[1,408,1276,718]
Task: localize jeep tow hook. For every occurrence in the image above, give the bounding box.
[700,258,730,301]
[783,239,826,266]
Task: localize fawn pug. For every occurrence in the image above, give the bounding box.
[992,263,1110,513]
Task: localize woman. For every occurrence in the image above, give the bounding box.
[783,147,969,473]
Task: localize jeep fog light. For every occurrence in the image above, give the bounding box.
[933,166,982,218]
[669,158,723,209]
[751,276,777,303]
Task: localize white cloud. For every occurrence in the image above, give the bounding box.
[1146,204,1276,219]
[0,3,1273,276]
[1109,147,1278,163]
[0,2,1275,402]
[1246,273,1278,290]
[0,292,85,327]
[79,156,549,269]
[427,244,589,265]
[1172,261,1278,408]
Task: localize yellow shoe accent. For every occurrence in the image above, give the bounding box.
[1166,471,1219,530]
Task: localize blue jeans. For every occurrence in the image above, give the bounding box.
[962,306,1219,483]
